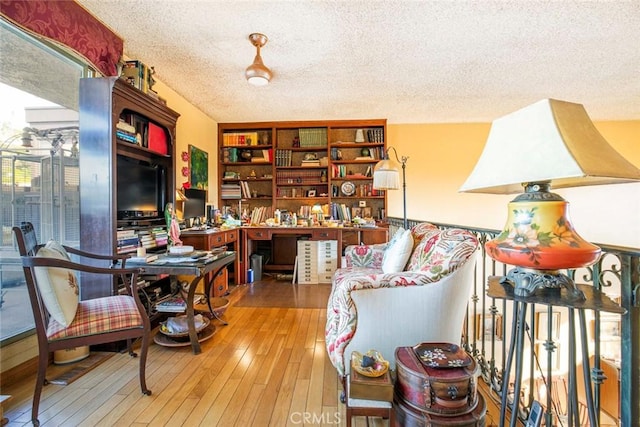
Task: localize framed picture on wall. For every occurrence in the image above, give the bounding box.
[189,145,208,190]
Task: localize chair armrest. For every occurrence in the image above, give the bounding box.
[63,246,131,267]
[344,243,387,268]
[21,256,143,300]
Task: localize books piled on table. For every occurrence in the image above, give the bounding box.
[151,227,168,248]
[249,206,273,225]
[155,296,186,313]
[138,230,157,250]
[127,254,159,264]
[116,229,139,254]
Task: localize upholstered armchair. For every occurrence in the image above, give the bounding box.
[325,224,479,384]
[13,222,152,426]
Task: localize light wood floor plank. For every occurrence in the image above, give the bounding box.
[3,280,507,426]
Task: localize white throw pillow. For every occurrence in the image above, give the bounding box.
[45,239,71,260]
[34,247,79,327]
[382,228,414,273]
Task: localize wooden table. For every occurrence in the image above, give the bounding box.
[128,251,236,354]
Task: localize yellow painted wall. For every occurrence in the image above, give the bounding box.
[152,80,219,206]
[387,121,640,248]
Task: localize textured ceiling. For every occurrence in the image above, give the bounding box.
[76,0,640,124]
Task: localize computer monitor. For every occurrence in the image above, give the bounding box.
[183,188,207,224]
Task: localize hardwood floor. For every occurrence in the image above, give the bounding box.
[2,279,503,426]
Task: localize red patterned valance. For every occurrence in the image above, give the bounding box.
[0,0,123,76]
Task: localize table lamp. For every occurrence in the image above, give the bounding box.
[460,98,640,300]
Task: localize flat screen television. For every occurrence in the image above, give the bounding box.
[183,188,207,222]
[116,155,164,219]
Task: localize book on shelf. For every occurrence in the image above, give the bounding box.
[155,296,186,312]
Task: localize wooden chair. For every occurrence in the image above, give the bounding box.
[12,222,151,426]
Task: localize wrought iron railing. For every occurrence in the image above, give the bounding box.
[388,217,639,426]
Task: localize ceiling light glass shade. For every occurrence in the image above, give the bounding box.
[245,33,272,86]
[460,98,640,291]
[372,159,400,190]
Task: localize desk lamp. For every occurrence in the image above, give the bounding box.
[460,98,640,300]
[373,146,408,229]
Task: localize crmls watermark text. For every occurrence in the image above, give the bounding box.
[289,411,342,424]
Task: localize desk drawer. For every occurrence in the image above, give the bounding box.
[245,229,271,240]
[313,229,339,240]
[225,230,238,243]
[209,234,225,247]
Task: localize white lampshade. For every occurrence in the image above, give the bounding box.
[373,159,400,190]
[460,98,640,194]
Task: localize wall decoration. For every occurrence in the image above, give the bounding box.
[189,145,208,190]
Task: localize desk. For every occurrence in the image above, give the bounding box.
[128,251,236,354]
[180,228,240,285]
[240,226,387,283]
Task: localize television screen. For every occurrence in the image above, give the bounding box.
[117,156,160,217]
[183,188,206,220]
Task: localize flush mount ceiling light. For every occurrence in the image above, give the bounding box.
[245,33,272,86]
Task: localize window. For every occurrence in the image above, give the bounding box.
[0,20,87,343]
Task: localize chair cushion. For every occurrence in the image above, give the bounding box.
[34,247,79,327]
[406,228,479,279]
[382,228,413,273]
[47,295,144,341]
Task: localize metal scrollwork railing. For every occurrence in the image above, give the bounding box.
[388,217,639,426]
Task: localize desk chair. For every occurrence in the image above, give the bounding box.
[13,222,151,426]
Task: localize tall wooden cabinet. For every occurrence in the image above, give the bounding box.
[218,119,387,222]
[79,77,179,299]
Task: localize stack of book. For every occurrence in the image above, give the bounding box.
[221,184,242,199]
[116,121,138,144]
[155,296,186,313]
[138,230,157,250]
[301,159,321,167]
[116,229,139,254]
[151,227,168,248]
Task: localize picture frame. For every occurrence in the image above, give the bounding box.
[590,314,621,339]
[351,207,362,218]
[362,206,372,218]
[535,310,561,341]
[306,189,316,197]
[476,313,503,341]
[189,145,208,190]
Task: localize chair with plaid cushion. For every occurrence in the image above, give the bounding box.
[13,222,151,426]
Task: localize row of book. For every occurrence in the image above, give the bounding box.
[222,132,260,146]
[116,227,168,254]
[121,60,155,94]
[275,149,293,166]
[276,170,323,185]
[298,128,328,147]
[249,205,274,225]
